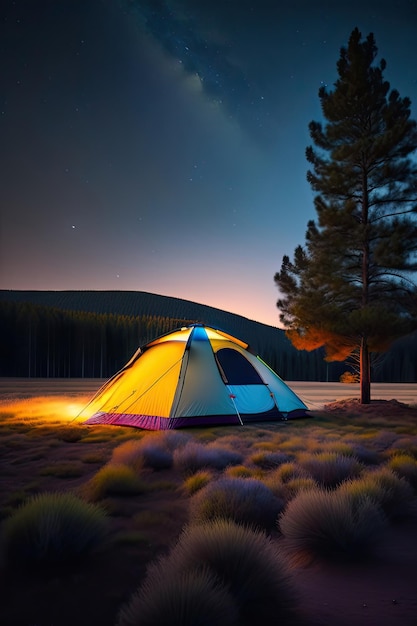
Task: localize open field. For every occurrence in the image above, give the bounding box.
[1,378,417,408]
[0,380,417,625]
[290,381,417,410]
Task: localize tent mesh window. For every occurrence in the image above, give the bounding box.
[215,348,264,385]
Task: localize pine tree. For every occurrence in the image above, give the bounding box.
[275,28,417,403]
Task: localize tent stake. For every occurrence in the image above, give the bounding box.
[230,394,243,426]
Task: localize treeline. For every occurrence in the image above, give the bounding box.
[0,301,193,378]
[0,297,415,382]
[0,300,337,381]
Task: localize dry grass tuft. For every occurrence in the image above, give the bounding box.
[82,463,147,501]
[190,477,283,530]
[298,451,363,488]
[173,441,243,474]
[279,487,387,561]
[341,467,417,519]
[183,470,213,495]
[116,565,239,626]
[1,491,109,569]
[388,453,417,488]
[118,519,298,626]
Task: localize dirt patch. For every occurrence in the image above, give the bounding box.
[321,398,417,419]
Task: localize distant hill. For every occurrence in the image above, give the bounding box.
[2,290,414,382]
[0,288,282,345]
[0,289,331,380]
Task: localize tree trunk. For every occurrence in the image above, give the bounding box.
[360,167,371,405]
[360,336,371,404]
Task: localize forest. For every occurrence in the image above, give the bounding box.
[0,291,415,382]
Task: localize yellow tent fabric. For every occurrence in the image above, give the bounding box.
[81,324,308,430]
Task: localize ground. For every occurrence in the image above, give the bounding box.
[0,383,416,626]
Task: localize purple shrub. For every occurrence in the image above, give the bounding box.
[158,430,193,451]
[173,441,242,473]
[2,492,109,568]
[164,519,298,626]
[189,477,284,530]
[116,565,238,626]
[251,451,293,470]
[388,454,417,489]
[279,487,387,561]
[136,442,173,470]
[112,439,172,471]
[349,444,382,466]
[362,467,416,518]
[299,452,363,488]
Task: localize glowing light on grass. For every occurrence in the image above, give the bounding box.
[0,396,91,425]
[65,402,86,419]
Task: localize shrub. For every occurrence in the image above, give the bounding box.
[371,430,400,451]
[111,441,145,471]
[39,462,85,478]
[57,426,86,442]
[340,371,359,383]
[343,467,417,519]
[190,477,284,530]
[173,442,242,474]
[135,442,173,470]
[269,462,307,484]
[81,451,108,464]
[111,439,173,471]
[250,451,292,470]
[337,475,386,510]
[224,465,256,479]
[348,444,381,466]
[390,436,417,456]
[1,492,109,568]
[161,519,297,626]
[183,471,213,495]
[279,436,307,452]
[158,430,193,451]
[280,478,318,501]
[320,442,355,457]
[84,464,147,501]
[388,454,417,488]
[279,487,387,561]
[116,566,238,626]
[298,452,363,488]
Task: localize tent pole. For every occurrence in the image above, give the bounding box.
[230,394,243,426]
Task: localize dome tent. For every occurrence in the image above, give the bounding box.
[81,324,308,430]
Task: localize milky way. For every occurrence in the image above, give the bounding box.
[1,0,416,326]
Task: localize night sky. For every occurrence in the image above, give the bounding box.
[1,0,417,326]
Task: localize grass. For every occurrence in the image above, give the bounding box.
[173,440,243,473]
[339,466,417,520]
[297,451,363,488]
[387,453,417,487]
[250,450,292,469]
[39,461,86,478]
[1,491,109,569]
[224,464,258,478]
[82,463,148,501]
[116,566,239,626]
[189,477,284,530]
[278,487,388,561]
[1,390,417,626]
[182,470,213,494]
[268,461,307,484]
[129,519,298,626]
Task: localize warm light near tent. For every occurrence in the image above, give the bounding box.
[65,402,86,419]
[0,396,90,425]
